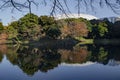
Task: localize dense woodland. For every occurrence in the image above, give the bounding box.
[0,13,120,43]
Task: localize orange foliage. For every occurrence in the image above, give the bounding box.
[0,45,7,54]
[58,46,89,63]
[0,33,8,44]
[60,21,88,38]
[68,22,88,37]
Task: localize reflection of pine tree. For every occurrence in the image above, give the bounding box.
[98,47,108,65]
[16,46,61,75]
[39,49,61,72]
[17,46,42,75]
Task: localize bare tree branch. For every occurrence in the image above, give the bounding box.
[50,0,57,16]
[10,0,22,11]
[27,0,31,14]
[0,0,120,15]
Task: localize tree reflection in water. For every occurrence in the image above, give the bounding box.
[0,43,120,76]
[0,44,7,63]
[0,53,3,63]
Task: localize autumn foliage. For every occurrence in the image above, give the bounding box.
[0,33,8,44]
[60,21,88,38]
[58,46,89,63]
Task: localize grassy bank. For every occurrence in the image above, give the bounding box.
[74,37,93,44]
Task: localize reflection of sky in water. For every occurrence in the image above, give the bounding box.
[0,56,120,80]
[61,61,95,67]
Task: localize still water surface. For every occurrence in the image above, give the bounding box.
[0,43,120,80]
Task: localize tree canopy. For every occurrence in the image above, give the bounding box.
[18,13,41,40]
[0,12,120,42]
[0,22,4,33]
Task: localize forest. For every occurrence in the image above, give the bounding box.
[0,13,120,44]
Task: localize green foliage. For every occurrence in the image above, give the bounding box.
[98,47,108,62]
[45,24,61,39]
[38,16,55,26]
[19,13,38,27]
[9,21,19,29]
[88,20,108,39]
[0,22,4,33]
[0,13,118,42]
[64,18,77,22]
[18,13,41,40]
[102,18,113,38]
[6,26,18,39]
[6,47,18,65]
[98,22,108,37]
[38,16,61,39]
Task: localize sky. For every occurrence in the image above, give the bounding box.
[0,0,119,25]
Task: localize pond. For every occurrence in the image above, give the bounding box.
[0,42,120,80]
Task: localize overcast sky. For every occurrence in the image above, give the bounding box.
[0,0,119,25]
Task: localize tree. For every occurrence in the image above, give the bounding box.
[112,21,120,38]
[61,19,88,39]
[69,21,88,38]
[89,20,108,39]
[18,13,41,40]
[9,21,19,30]
[60,25,71,39]
[5,26,18,39]
[102,18,113,39]
[78,18,93,32]
[98,22,108,37]
[98,47,108,64]
[45,24,61,39]
[0,22,4,33]
[38,16,61,39]
[38,16,55,26]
